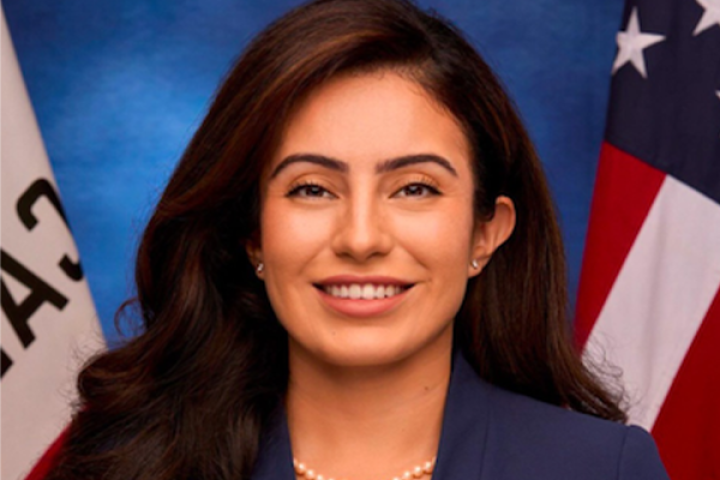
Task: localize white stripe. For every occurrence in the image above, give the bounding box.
[584,175,720,429]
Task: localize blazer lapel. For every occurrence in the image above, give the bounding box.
[432,353,490,480]
[252,409,296,480]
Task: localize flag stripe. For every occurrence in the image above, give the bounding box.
[584,173,720,429]
[650,288,720,480]
[25,429,68,480]
[574,142,665,346]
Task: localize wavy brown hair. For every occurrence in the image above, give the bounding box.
[48,1,625,479]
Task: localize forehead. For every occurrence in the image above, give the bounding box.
[269,70,472,174]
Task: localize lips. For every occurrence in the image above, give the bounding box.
[313,275,415,317]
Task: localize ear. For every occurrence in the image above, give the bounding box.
[245,237,264,280]
[468,196,516,277]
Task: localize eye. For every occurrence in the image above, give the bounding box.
[394,182,441,198]
[287,182,335,199]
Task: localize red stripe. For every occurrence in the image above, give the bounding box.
[24,429,67,480]
[574,142,665,346]
[651,287,720,480]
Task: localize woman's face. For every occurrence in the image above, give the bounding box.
[252,71,513,368]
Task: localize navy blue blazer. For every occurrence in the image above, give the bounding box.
[252,354,670,480]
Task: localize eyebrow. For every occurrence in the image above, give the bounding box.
[269,154,349,178]
[376,154,458,176]
[269,153,458,178]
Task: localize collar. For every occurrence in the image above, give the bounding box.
[251,352,490,480]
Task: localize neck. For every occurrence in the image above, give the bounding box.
[285,335,452,480]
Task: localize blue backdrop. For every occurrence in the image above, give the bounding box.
[4,0,624,344]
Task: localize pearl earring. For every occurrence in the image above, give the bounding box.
[256,262,264,273]
[471,259,479,269]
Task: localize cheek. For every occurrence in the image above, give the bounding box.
[394,205,474,268]
[260,202,332,263]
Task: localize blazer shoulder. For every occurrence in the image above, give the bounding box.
[618,425,670,480]
[480,383,669,479]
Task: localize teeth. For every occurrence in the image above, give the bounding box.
[362,284,374,300]
[323,283,406,299]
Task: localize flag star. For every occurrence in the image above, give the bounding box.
[694,0,720,35]
[612,8,665,78]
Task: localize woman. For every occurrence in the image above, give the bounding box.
[47,1,669,479]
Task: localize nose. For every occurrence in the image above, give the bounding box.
[331,191,393,262]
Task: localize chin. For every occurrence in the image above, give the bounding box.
[291,327,453,370]
[322,346,410,368]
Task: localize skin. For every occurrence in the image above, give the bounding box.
[248,70,515,480]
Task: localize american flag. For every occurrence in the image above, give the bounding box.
[575,0,720,478]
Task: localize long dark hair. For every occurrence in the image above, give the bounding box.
[48,1,625,479]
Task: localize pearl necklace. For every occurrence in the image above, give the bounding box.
[293,457,436,480]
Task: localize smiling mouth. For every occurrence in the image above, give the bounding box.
[314,283,414,300]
